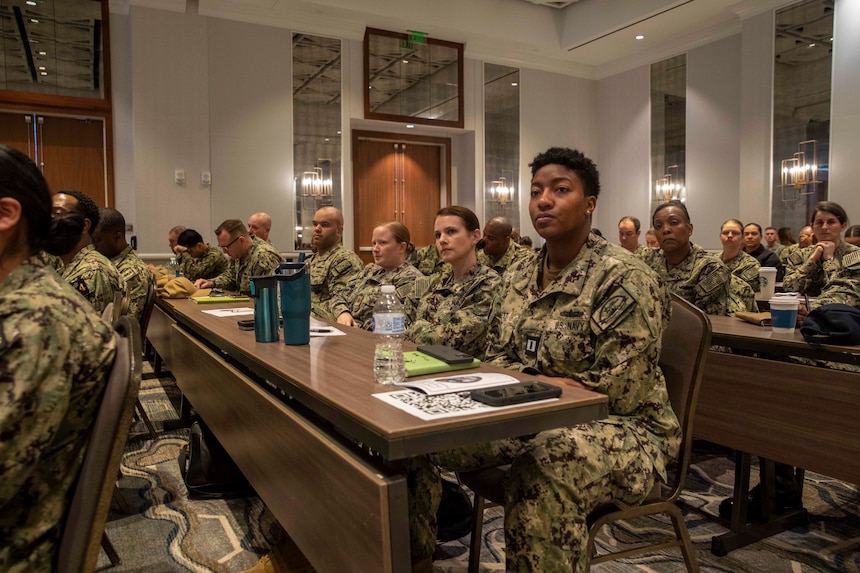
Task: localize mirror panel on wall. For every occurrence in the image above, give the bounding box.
[650,54,686,215]
[0,0,106,99]
[293,33,342,250]
[364,27,463,128]
[484,63,520,233]
[771,0,832,236]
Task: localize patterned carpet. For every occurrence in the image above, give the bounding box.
[98,367,860,572]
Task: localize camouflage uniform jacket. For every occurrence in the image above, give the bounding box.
[0,255,115,572]
[177,245,228,282]
[783,241,860,297]
[61,244,125,314]
[111,245,154,321]
[638,243,731,316]
[404,263,501,359]
[634,245,653,257]
[306,244,365,320]
[329,262,424,330]
[722,250,759,314]
[409,244,445,276]
[212,237,284,295]
[779,243,801,264]
[484,235,681,478]
[478,241,536,276]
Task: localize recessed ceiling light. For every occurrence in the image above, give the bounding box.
[325,138,330,142]
[40,71,47,76]
[26,0,37,5]
[38,66,45,70]
[336,130,342,135]
[38,51,46,55]
[402,60,409,64]
[406,124,415,129]
[809,43,816,48]
[30,18,39,23]
[635,35,645,40]
[511,82,518,86]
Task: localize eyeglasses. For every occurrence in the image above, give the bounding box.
[219,235,244,252]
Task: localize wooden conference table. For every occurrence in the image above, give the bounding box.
[695,314,860,555]
[148,299,608,573]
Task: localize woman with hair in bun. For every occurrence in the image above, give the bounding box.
[0,145,116,570]
[331,221,424,330]
[405,206,500,359]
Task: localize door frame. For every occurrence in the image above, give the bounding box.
[351,130,452,256]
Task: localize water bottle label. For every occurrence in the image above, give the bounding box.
[373,312,405,335]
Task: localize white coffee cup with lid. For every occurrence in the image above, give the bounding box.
[756,267,777,301]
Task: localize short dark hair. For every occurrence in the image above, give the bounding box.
[59,190,100,233]
[744,223,763,235]
[528,147,600,198]
[177,229,204,247]
[98,208,126,234]
[437,205,481,233]
[0,145,52,257]
[813,201,848,226]
[652,200,690,225]
[845,225,860,238]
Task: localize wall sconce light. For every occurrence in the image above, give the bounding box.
[654,164,686,203]
[489,169,515,206]
[297,158,334,198]
[781,140,820,201]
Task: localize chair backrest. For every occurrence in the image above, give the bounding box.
[57,316,143,573]
[138,279,158,339]
[659,293,712,501]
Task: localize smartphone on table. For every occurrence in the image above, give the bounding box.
[470,381,562,406]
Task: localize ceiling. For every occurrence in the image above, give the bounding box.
[0,0,834,110]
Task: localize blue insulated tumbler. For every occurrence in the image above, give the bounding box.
[277,262,311,345]
[249,275,280,343]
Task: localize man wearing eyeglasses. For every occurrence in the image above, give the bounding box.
[194,219,283,295]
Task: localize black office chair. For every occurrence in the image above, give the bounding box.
[460,293,711,572]
[57,316,143,573]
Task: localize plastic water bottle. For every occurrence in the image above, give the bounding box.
[373,284,406,385]
[168,256,181,278]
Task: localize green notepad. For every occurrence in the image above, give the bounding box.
[403,351,480,377]
[191,296,250,304]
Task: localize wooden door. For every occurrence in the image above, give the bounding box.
[0,111,34,157]
[353,134,447,265]
[0,111,108,208]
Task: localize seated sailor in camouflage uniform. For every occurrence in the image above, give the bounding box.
[174,228,229,282]
[405,206,500,359]
[305,206,364,320]
[409,243,445,276]
[0,145,116,572]
[784,201,860,297]
[52,190,125,315]
[93,208,154,321]
[194,219,284,296]
[638,200,731,316]
[719,218,759,313]
[331,221,424,331]
[477,216,535,276]
[406,147,679,572]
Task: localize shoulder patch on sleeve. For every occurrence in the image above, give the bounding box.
[699,266,726,294]
[413,276,433,299]
[788,250,805,266]
[71,277,90,297]
[842,250,860,269]
[591,284,635,333]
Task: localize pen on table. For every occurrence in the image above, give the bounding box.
[804,294,810,309]
[310,327,333,333]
